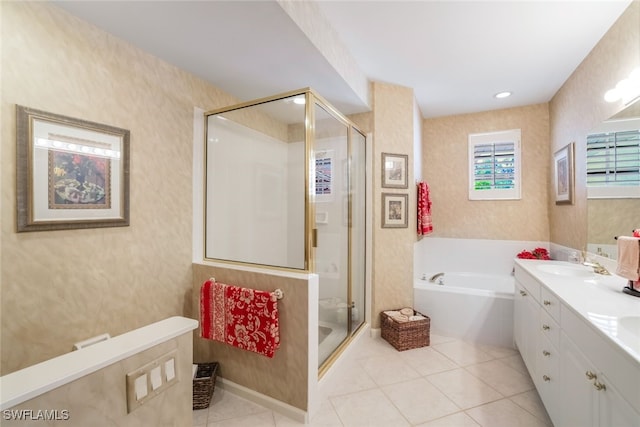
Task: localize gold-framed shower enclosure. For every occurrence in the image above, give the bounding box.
[202,88,367,372]
[202,87,365,275]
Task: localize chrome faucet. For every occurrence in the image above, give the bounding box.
[429,272,445,284]
[583,261,611,275]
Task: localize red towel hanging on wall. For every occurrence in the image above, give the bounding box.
[417,181,433,236]
[200,279,280,358]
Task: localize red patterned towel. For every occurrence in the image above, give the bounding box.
[417,181,433,235]
[200,279,280,358]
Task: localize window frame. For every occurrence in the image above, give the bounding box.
[468,129,521,201]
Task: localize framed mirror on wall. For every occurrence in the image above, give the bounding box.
[586,99,640,259]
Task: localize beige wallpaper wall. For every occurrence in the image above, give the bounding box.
[3,333,193,427]
[0,2,239,374]
[192,265,310,410]
[423,104,551,241]
[371,82,416,328]
[549,0,639,251]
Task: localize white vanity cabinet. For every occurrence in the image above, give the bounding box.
[513,264,560,422]
[513,261,640,427]
[560,330,599,426]
[560,331,638,427]
[536,287,561,422]
[514,280,539,375]
[560,303,640,427]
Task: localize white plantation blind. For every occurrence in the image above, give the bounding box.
[468,129,521,200]
[587,129,640,198]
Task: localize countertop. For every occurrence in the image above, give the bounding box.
[515,259,640,365]
[0,316,199,410]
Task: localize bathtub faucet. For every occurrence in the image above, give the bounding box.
[428,272,445,284]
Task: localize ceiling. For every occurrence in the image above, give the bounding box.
[53,0,633,118]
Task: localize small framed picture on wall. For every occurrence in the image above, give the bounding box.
[381,153,408,189]
[381,193,408,228]
[553,142,574,205]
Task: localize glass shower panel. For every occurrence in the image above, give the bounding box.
[314,103,349,367]
[205,95,306,269]
[350,129,367,333]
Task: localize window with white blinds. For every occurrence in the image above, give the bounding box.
[587,125,640,199]
[468,129,521,200]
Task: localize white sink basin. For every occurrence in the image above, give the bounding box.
[616,316,640,351]
[537,264,594,277]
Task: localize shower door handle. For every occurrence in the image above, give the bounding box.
[312,228,318,248]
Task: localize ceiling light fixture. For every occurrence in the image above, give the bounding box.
[494,91,512,99]
[293,96,306,105]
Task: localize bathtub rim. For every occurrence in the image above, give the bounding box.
[414,272,515,299]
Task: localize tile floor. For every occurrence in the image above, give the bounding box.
[193,333,553,427]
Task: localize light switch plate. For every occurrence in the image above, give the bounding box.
[126,349,178,413]
[165,358,175,382]
[150,366,162,390]
[134,374,148,400]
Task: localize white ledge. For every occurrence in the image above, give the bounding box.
[0,316,198,410]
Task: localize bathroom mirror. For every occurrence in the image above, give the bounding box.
[586,98,640,259]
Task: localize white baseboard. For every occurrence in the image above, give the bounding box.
[217,377,308,424]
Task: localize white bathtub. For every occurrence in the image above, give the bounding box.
[414,272,515,348]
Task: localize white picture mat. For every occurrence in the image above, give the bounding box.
[31,118,124,222]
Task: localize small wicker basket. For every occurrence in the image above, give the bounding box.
[193,362,218,410]
[381,310,430,351]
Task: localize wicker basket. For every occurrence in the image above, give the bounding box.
[381,310,430,351]
[193,362,218,410]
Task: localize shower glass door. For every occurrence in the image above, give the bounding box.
[204,88,367,371]
[314,103,350,367]
[350,129,366,334]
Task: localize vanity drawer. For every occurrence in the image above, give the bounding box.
[540,310,560,349]
[540,287,560,322]
[514,264,541,302]
[536,332,561,423]
[537,333,560,386]
[538,333,559,377]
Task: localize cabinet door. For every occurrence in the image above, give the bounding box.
[597,372,640,427]
[514,281,539,378]
[537,334,560,422]
[560,332,598,427]
[514,281,526,350]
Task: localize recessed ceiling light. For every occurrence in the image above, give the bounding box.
[293,96,306,105]
[494,91,512,99]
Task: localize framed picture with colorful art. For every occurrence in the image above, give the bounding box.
[16,105,130,231]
